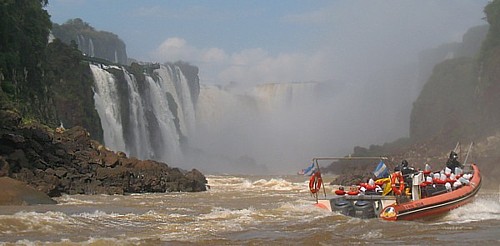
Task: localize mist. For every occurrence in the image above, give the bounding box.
[169,1,489,174]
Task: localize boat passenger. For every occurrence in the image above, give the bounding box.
[453,179,462,189]
[396,160,417,176]
[393,160,418,194]
[445,182,452,192]
[445,151,463,173]
[423,163,432,175]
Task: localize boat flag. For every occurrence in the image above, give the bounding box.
[373,160,389,178]
[302,162,315,176]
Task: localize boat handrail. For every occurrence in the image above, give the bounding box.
[312,156,388,162]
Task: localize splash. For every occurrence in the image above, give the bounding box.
[442,194,500,223]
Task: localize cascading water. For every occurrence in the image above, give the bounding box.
[90,64,126,152]
[88,38,95,57]
[253,82,318,112]
[89,63,196,166]
[191,82,328,173]
[121,69,151,159]
[76,34,95,57]
[154,65,196,137]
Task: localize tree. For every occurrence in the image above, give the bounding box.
[481,0,500,56]
[0,0,51,114]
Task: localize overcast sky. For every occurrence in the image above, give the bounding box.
[46,0,489,86]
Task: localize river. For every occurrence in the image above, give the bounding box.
[1,175,499,245]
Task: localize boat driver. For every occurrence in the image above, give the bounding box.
[446,151,463,173]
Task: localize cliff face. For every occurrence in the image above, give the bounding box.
[411,5,500,145]
[410,57,480,145]
[51,18,128,65]
[329,2,500,189]
[43,39,103,142]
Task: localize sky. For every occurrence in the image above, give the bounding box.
[45,0,490,86]
[46,0,492,172]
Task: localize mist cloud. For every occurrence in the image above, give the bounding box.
[149,1,489,173]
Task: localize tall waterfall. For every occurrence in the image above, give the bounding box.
[90,65,126,151]
[191,82,328,173]
[253,82,318,112]
[76,34,95,57]
[90,63,196,166]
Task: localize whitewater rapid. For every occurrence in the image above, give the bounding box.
[1,175,499,245]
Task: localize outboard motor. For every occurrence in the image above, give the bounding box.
[354,200,375,219]
[332,198,354,216]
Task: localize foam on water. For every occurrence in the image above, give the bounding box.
[207,175,310,193]
[200,206,256,220]
[0,211,81,234]
[55,195,102,205]
[12,236,140,246]
[441,195,500,223]
[3,175,497,244]
[252,178,305,191]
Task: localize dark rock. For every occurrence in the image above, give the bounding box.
[0,113,207,197]
[0,110,21,128]
[0,177,57,205]
[0,156,9,177]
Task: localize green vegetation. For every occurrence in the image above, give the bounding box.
[52,18,128,64]
[43,39,103,140]
[0,0,102,140]
[0,0,51,116]
[481,0,500,58]
[408,0,500,146]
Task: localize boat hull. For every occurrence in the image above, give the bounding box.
[316,164,481,221]
[380,164,481,221]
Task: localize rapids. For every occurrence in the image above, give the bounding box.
[0,175,499,245]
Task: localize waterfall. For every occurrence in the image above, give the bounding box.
[88,38,95,57]
[89,63,196,166]
[90,61,334,173]
[90,64,126,152]
[253,82,318,112]
[141,75,182,163]
[121,69,151,159]
[76,34,85,54]
[154,65,196,137]
[192,82,324,173]
[76,35,95,57]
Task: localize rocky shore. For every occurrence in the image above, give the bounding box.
[0,109,207,204]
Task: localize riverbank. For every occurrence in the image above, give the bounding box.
[0,109,207,205]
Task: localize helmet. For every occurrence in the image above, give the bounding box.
[401,160,409,168]
[450,151,458,159]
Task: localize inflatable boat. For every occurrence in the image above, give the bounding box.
[310,156,481,221]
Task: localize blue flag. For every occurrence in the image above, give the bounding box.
[302,162,315,176]
[373,160,389,178]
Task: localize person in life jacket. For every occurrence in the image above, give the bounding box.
[394,160,418,192]
[445,151,463,173]
[394,160,418,177]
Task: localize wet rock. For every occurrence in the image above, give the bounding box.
[0,156,9,177]
[0,110,21,128]
[0,177,57,205]
[0,115,207,197]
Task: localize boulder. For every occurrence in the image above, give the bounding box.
[0,177,57,205]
